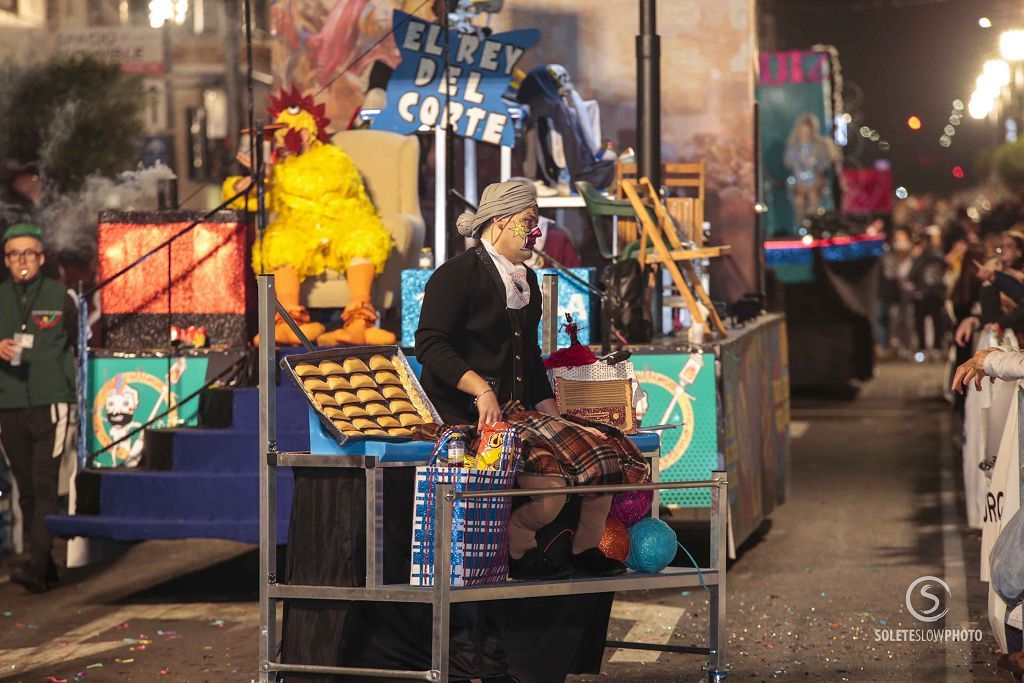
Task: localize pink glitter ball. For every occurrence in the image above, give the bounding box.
[610,488,654,527]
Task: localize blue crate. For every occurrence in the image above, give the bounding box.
[401,267,598,349]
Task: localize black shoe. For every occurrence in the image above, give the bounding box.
[9,559,57,593]
[570,548,627,577]
[508,549,574,581]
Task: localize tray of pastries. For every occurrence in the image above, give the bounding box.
[282,345,442,444]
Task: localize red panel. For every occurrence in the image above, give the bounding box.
[98,218,247,315]
[841,168,893,215]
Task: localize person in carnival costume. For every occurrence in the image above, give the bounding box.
[225,85,395,346]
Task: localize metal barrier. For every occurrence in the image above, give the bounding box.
[256,274,729,682]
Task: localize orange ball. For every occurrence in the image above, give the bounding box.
[598,516,631,562]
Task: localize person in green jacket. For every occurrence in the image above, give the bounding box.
[0,222,77,592]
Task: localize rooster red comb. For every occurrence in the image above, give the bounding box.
[267,85,331,143]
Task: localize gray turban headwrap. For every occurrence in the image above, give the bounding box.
[456,180,537,238]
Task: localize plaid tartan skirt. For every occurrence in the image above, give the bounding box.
[504,404,650,487]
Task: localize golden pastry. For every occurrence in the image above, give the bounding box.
[375,371,402,385]
[399,413,424,427]
[323,407,346,418]
[364,428,389,437]
[314,392,338,407]
[349,374,376,388]
[388,400,416,414]
[393,360,432,422]
[335,391,358,404]
[353,417,379,430]
[294,363,320,377]
[382,385,409,400]
[343,404,368,418]
[387,427,413,437]
[365,402,389,416]
[331,418,355,431]
[343,357,371,374]
[327,375,352,390]
[303,378,331,392]
[376,415,401,428]
[342,429,363,437]
[369,354,395,371]
[319,360,345,376]
[356,388,385,403]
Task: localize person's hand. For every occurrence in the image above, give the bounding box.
[952,348,998,394]
[0,339,16,362]
[475,390,501,432]
[954,317,979,347]
[232,175,254,193]
[974,259,999,283]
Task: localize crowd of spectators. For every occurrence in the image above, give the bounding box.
[876,197,1024,370]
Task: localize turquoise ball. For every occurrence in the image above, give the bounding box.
[625,518,677,573]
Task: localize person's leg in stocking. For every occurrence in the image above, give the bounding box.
[256,266,325,346]
[317,259,396,346]
[507,474,573,580]
[569,493,626,576]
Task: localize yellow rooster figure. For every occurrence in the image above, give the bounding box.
[225,86,395,346]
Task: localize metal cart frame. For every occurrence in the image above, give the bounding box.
[256,275,729,682]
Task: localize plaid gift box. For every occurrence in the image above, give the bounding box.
[410,428,520,587]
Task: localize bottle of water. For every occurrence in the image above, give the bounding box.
[447,430,465,467]
[419,247,434,269]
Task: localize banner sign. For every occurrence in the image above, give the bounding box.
[719,317,790,546]
[55,27,165,76]
[757,50,836,237]
[373,11,539,147]
[88,356,208,468]
[634,353,719,508]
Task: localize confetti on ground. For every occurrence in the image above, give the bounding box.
[27,624,38,629]
[681,591,691,596]
[210,619,225,627]
[2,611,11,617]
[122,638,137,644]
[44,677,68,683]
[86,663,103,669]
[115,658,134,664]
[160,668,172,675]
[116,622,129,629]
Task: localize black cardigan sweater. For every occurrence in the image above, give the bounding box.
[415,246,554,424]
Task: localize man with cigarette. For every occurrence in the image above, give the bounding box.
[0,223,77,592]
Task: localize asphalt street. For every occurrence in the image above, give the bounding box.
[0,361,1009,682]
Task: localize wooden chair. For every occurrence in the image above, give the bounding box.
[616,160,706,246]
[619,177,729,338]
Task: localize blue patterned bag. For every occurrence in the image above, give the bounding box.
[410,427,517,587]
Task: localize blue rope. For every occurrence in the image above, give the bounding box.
[677,541,708,590]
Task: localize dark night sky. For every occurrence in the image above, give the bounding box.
[765,0,1024,195]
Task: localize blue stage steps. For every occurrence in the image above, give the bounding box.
[47,351,661,546]
[46,382,309,544]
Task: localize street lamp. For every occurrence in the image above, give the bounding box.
[969,95,993,120]
[149,0,189,29]
[1000,30,1024,62]
[985,59,1012,86]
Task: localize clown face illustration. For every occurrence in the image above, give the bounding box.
[99,379,145,467]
